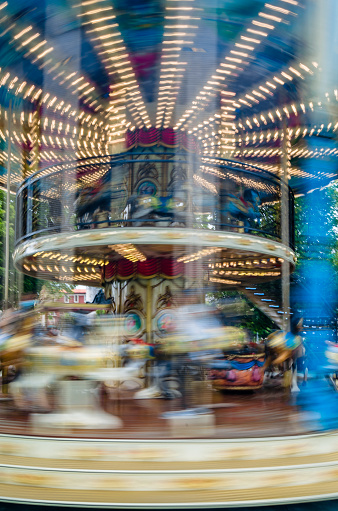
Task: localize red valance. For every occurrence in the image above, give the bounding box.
[125,128,200,153]
[101,258,185,282]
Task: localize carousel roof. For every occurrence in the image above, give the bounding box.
[0,0,336,193]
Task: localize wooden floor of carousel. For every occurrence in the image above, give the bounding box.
[0,379,338,508]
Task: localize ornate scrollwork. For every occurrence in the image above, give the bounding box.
[168,164,187,190]
[136,157,159,183]
[110,297,117,314]
[156,285,176,312]
[124,285,144,313]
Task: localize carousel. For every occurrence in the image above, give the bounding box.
[13,128,295,394]
[0,0,338,507]
[1,128,326,508]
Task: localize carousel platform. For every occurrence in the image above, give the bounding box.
[0,380,315,439]
[1,381,338,508]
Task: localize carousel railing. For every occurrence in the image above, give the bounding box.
[15,153,295,248]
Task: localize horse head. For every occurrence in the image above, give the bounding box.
[0,309,34,378]
[127,194,161,220]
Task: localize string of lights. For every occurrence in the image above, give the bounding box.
[174,0,300,154]
[0,3,101,110]
[155,0,202,128]
[111,244,146,262]
[177,247,221,263]
[73,0,151,142]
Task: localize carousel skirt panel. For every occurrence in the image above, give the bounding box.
[125,127,200,153]
[101,258,185,282]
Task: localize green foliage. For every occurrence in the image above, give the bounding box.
[23,275,41,295]
[0,190,18,307]
[39,281,75,301]
[207,289,276,339]
[239,304,277,338]
[0,185,75,303]
[23,271,75,300]
[259,201,281,240]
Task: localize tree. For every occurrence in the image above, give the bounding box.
[0,189,18,307]
[207,289,276,339]
[38,281,75,301]
[23,275,75,299]
[0,188,76,305]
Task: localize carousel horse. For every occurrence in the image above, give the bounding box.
[264,317,304,392]
[0,309,85,409]
[75,179,111,219]
[0,309,34,394]
[216,189,261,231]
[127,189,187,226]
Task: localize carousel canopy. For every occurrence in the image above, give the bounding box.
[0,0,336,195]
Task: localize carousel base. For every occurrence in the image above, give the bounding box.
[213,384,263,390]
[31,409,123,430]
[134,385,182,399]
[162,407,216,437]
[0,380,337,508]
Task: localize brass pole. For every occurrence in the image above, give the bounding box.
[146,280,152,344]
[281,120,290,331]
[4,100,12,310]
